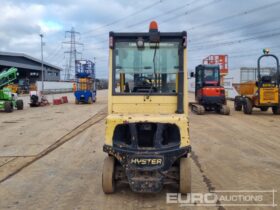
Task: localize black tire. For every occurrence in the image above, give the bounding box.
[234,101,242,111]
[260,107,269,112]
[234,96,242,111]
[16,100,24,110]
[102,156,115,194]
[179,157,191,195]
[272,106,280,115]
[243,98,253,114]
[4,101,13,113]
[88,97,93,104]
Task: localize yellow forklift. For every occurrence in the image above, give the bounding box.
[234,49,280,114]
[102,21,191,194]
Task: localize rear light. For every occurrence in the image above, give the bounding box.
[183,35,187,48]
[109,36,114,49]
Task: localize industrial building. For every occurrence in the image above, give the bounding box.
[0,51,62,85]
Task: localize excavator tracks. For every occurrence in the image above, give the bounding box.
[190,103,205,115]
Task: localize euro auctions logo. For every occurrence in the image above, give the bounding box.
[166,190,277,207]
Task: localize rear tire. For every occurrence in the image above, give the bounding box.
[4,101,13,113]
[234,101,242,111]
[272,106,280,115]
[102,156,115,194]
[220,105,230,115]
[179,157,191,195]
[260,107,269,112]
[243,98,253,114]
[16,100,24,110]
[88,97,93,104]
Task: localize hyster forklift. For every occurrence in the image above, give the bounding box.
[234,49,280,114]
[189,64,230,115]
[102,21,191,194]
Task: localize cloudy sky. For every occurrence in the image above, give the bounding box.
[1,0,280,79]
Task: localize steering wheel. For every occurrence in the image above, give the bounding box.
[137,76,153,85]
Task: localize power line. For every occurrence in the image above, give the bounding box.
[125,0,200,29]
[189,47,280,62]
[189,45,280,60]
[83,0,196,40]
[88,0,280,47]
[189,16,280,44]
[45,44,63,61]
[83,0,222,46]
[158,0,223,26]
[51,52,65,64]
[188,1,280,31]
[83,0,167,36]
[45,45,61,59]
[190,26,280,47]
[189,30,280,51]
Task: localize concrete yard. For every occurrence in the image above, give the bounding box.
[0,90,279,210]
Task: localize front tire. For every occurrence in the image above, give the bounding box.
[179,157,191,195]
[4,101,13,113]
[102,156,115,194]
[243,98,253,114]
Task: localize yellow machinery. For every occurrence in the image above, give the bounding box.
[102,21,191,194]
[5,84,18,93]
[234,49,280,114]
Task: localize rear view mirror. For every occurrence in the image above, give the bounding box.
[190,72,195,78]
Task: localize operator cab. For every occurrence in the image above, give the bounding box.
[257,48,280,88]
[194,64,223,100]
[114,34,180,95]
[257,70,278,88]
[195,64,220,87]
